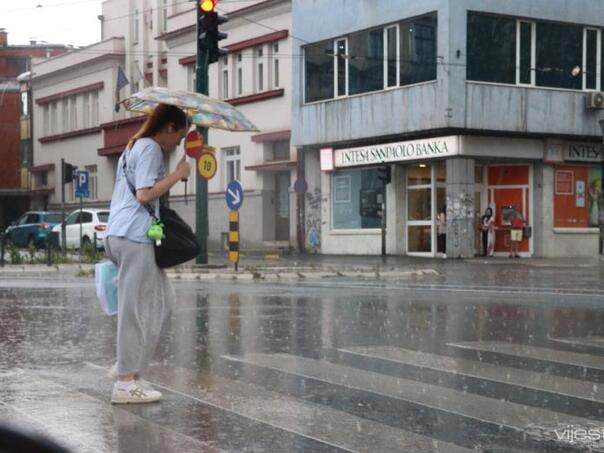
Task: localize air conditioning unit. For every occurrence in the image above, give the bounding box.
[586,92,604,109]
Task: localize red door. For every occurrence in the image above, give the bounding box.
[488,166,530,254]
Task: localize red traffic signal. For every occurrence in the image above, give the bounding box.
[200,0,217,13]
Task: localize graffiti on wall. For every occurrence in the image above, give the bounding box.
[305,187,322,252]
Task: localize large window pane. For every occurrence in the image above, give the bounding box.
[407,165,432,186]
[408,225,432,252]
[536,22,582,90]
[400,14,437,86]
[467,13,516,84]
[519,22,532,84]
[333,169,383,229]
[408,189,432,221]
[349,28,384,95]
[305,40,334,102]
[586,29,598,89]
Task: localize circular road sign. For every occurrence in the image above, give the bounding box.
[294,178,308,193]
[185,130,204,159]
[197,152,217,180]
[226,180,244,211]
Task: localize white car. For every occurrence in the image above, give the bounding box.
[52,208,110,249]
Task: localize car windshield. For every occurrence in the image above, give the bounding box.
[97,212,110,223]
[44,214,63,223]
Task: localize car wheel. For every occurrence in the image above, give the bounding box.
[82,236,91,248]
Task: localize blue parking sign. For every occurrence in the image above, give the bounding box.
[75,171,89,198]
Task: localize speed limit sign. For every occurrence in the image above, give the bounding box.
[197,152,217,180]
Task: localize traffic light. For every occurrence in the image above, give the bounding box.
[198,1,228,64]
[63,162,76,184]
[377,166,391,185]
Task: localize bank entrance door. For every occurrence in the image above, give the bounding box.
[275,172,290,241]
[406,164,446,256]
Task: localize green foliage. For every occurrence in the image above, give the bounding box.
[8,244,22,265]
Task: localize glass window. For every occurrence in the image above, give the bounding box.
[258,63,264,91]
[407,165,432,186]
[336,39,347,97]
[44,213,62,223]
[333,169,383,229]
[467,13,516,84]
[83,94,90,128]
[224,147,241,183]
[585,29,599,90]
[223,69,229,99]
[97,212,110,223]
[273,140,290,161]
[349,28,384,95]
[519,22,533,84]
[408,189,431,221]
[408,225,432,253]
[237,67,243,95]
[134,9,139,42]
[20,92,28,117]
[85,164,98,200]
[536,22,582,90]
[386,26,398,87]
[80,212,93,223]
[400,14,437,86]
[304,40,334,102]
[25,213,39,224]
[66,212,79,225]
[274,59,280,87]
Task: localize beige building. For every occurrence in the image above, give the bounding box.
[31,0,296,253]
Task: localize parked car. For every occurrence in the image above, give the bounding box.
[52,208,110,250]
[5,211,63,248]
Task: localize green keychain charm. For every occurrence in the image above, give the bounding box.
[147,221,164,246]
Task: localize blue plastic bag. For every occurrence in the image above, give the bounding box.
[95,261,118,316]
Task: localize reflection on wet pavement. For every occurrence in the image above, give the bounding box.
[1,265,604,452]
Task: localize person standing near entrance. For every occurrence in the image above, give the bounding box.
[104,104,190,404]
[481,207,495,257]
[509,208,525,258]
[437,206,447,256]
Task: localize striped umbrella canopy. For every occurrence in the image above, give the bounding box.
[121,87,259,132]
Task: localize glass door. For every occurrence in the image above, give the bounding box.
[407,164,433,255]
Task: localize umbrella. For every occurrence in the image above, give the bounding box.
[121,87,259,132]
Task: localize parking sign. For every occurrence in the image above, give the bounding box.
[75,171,89,198]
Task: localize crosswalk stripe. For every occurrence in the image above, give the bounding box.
[221,353,599,450]
[339,346,604,402]
[448,341,604,371]
[141,364,473,453]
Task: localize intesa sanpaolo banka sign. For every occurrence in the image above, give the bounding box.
[334,136,460,168]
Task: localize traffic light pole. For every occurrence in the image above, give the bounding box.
[60,158,67,252]
[195,9,209,264]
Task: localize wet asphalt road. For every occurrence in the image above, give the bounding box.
[1,261,604,452]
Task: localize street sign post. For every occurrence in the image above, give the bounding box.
[226,180,243,211]
[228,210,240,270]
[185,130,204,159]
[75,171,89,262]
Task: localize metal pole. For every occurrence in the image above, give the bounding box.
[600,119,604,256]
[0,233,5,267]
[79,196,83,263]
[195,5,209,264]
[381,180,386,262]
[61,158,67,253]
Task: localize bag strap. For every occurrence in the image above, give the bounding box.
[121,152,158,221]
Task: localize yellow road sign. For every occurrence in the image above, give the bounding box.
[197,152,217,180]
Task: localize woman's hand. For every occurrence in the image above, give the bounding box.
[174,155,191,180]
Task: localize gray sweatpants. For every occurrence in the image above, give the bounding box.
[104,236,174,376]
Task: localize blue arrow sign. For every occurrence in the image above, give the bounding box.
[226,180,244,211]
[75,171,89,198]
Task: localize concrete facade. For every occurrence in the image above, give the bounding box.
[292,0,604,258]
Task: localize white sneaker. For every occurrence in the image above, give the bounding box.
[111,381,162,404]
[107,364,151,389]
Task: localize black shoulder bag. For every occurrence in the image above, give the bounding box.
[122,154,200,268]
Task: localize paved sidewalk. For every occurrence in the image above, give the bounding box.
[0,252,600,283]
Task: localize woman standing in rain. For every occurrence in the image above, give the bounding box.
[481,207,496,257]
[104,104,190,404]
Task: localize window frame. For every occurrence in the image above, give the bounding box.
[583,27,602,91]
[334,38,349,98]
[223,147,241,185]
[516,20,536,86]
[384,24,400,89]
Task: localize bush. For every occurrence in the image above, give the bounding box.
[8,244,22,265]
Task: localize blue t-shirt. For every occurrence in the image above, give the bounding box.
[106,137,165,243]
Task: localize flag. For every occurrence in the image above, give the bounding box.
[115,65,130,112]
